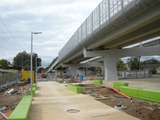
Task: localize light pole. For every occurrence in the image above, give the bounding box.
[35,57,41,83]
[30,32,42,95]
[35,56,38,83]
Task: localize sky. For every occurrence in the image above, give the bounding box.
[0,0,102,66]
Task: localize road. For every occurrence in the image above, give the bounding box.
[28,81,139,120]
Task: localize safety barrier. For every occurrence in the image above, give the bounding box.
[113,82,160,103]
[8,95,32,120]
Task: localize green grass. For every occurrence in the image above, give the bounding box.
[113,82,160,103]
[92,80,103,86]
[112,81,128,89]
[67,84,83,93]
[32,83,37,90]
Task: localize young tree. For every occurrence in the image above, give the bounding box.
[117,59,127,71]
[128,57,141,70]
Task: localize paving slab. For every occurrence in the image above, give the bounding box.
[28,82,139,120]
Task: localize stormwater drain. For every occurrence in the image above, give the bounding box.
[66,109,80,113]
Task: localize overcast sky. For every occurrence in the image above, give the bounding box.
[0,0,101,66]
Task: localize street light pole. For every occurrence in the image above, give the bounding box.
[35,56,38,83]
[30,32,33,95]
[30,32,42,95]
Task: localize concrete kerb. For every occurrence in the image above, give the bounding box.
[8,95,32,120]
[8,83,38,120]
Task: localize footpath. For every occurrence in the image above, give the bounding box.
[28,81,139,120]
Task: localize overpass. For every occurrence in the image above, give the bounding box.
[48,0,160,82]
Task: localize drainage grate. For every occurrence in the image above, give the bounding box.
[66,109,80,113]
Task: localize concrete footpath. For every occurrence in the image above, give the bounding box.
[28,82,139,120]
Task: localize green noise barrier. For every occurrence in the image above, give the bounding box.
[8,95,32,120]
[113,82,160,103]
[67,84,83,93]
[92,80,103,86]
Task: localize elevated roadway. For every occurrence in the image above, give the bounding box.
[48,0,160,81]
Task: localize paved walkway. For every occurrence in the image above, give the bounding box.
[28,82,139,120]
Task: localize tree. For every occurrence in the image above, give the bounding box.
[127,57,141,70]
[0,59,11,69]
[13,51,41,70]
[117,59,127,71]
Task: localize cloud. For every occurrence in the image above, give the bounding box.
[0,0,102,66]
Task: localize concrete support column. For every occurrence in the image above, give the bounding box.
[69,66,78,78]
[68,65,85,80]
[104,55,119,82]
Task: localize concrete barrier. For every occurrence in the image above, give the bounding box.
[8,95,32,120]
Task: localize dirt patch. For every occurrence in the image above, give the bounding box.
[148,108,160,120]
[0,95,21,108]
[0,84,30,119]
[82,84,160,120]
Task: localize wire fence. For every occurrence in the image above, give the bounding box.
[0,69,19,91]
[118,70,152,79]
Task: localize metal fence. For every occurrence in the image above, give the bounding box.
[118,70,152,79]
[0,69,19,91]
[59,0,135,60]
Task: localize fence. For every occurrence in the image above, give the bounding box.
[118,70,152,79]
[0,69,19,91]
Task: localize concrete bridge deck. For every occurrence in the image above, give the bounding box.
[28,81,139,120]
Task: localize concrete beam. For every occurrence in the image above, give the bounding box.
[84,45,160,82]
[87,61,103,67]
[84,45,160,58]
